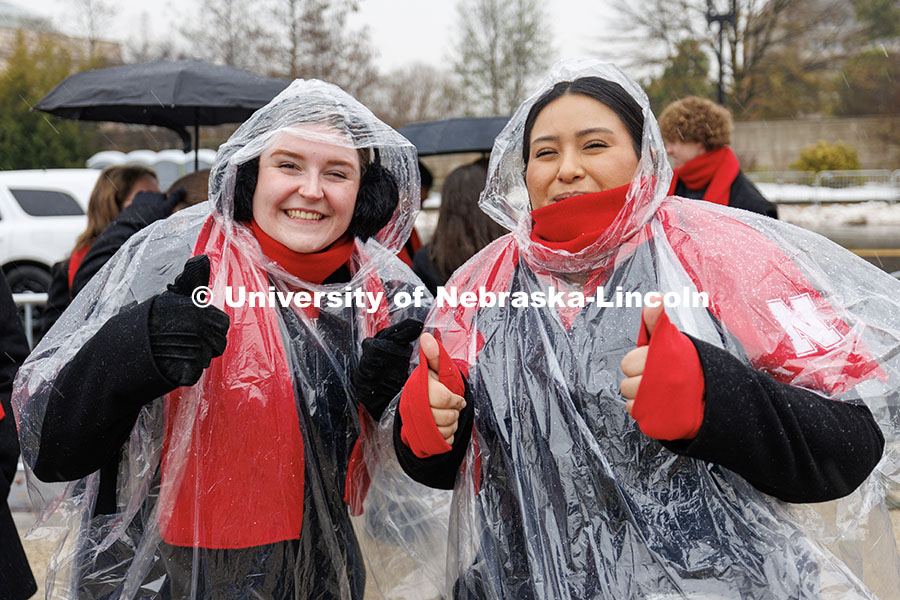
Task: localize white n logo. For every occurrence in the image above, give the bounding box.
[766,294,843,357]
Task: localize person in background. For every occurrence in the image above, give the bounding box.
[413,158,505,295]
[38,165,160,335]
[659,96,778,218]
[70,169,210,298]
[0,270,37,600]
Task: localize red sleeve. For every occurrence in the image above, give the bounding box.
[660,202,886,396]
[400,339,465,458]
[632,309,706,440]
[0,403,5,420]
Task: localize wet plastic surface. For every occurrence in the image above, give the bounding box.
[13,80,449,599]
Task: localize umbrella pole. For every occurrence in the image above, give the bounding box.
[194,116,199,171]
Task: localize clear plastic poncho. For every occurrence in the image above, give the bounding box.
[421,60,900,599]
[13,79,449,599]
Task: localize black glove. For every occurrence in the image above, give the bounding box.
[127,188,186,226]
[353,318,424,421]
[148,255,230,387]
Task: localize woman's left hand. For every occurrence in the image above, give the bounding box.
[620,293,706,441]
[354,318,424,420]
[620,299,665,415]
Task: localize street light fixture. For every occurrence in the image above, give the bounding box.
[706,0,737,105]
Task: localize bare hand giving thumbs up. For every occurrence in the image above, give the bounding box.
[420,332,467,445]
[619,293,706,441]
[620,296,665,416]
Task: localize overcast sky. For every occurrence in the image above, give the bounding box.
[10,0,641,77]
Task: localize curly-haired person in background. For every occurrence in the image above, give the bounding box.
[659,96,778,219]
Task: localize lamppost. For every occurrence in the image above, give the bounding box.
[706,0,736,105]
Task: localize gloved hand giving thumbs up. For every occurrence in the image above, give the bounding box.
[620,293,706,441]
[148,255,230,387]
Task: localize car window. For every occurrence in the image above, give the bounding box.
[9,188,85,216]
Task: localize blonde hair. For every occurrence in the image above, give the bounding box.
[73,165,157,252]
[658,96,733,150]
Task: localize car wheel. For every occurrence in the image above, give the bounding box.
[5,265,52,347]
[5,264,52,294]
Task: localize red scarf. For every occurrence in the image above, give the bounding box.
[530,185,629,254]
[668,146,740,206]
[159,217,385,549]
[160,217,305,549]
[250,220,354,284]
[67,245,91,291]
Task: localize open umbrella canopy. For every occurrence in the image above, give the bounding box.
[34,60,290,158]
[399,116,509,156]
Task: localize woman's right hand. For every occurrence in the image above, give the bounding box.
[148,255,230,387]
[420,332,467,445]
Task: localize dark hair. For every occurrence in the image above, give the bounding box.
[418,160,433,190]
[522,77,644,165]
[232,149,399,242]
[428,158,505,279]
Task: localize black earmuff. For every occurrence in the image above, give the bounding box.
[232,157,259,223]
[348,150,399,241]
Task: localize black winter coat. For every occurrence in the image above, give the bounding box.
[39,194,177,338]
[673,170,779,219]
[0,270,37,600]
[32,266,373,599]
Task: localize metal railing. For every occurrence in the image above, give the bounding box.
[746,170,818,186]
[12,292,47,349]
[748,169,900,204]
[813,169,893,189]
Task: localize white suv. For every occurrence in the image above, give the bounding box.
[0,169,98,294]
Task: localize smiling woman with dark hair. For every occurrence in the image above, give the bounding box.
[14,80,437,599]
[392,59,900,599]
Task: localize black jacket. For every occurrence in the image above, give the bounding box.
[0,270,38,600]
[71,193,178,299]
[412,244,447,297]
[674,170,779,219]
[396,334,884,501]
[38,194,177,338]
[32,266,374,600]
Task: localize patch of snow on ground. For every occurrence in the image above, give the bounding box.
[779,201,900,229]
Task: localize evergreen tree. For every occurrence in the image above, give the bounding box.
[0,31,97,170]
[645,39,713,113]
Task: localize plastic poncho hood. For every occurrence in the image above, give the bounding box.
[481,59,671,273]
[423,59,900,599]
[209,79,419,253]
[13,79,449,599]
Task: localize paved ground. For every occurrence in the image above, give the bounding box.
[12,507,900,599]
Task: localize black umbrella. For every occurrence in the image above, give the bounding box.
[399,116,509,156]
[34,60,290,168]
